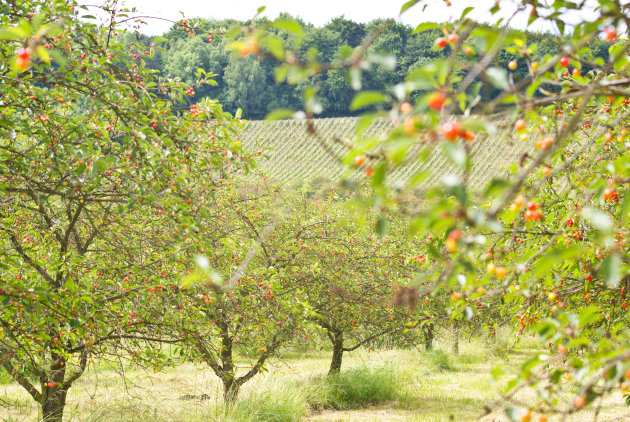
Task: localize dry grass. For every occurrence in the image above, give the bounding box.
[1,333,628,421]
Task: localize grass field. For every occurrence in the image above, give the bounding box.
[2,333,627,421]
[241,117,532,190]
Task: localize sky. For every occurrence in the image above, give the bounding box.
[79,0,588,35]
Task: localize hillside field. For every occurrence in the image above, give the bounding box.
[241,117,532,190]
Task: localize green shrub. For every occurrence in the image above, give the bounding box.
[307,364,403,410]
[216,380,308,422]
[428,349,453,372]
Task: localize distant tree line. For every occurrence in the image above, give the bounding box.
[128,15,610,119]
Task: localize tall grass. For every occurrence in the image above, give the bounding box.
[427,349,453,372]
[306,364,406,410]
[214,378,309,422]
[211,363,408,421]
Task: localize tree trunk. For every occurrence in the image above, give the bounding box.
[41,351,68,422]
[41,386,67,422]
[222,378,241,403]
[328,331,344,375]
[423,323,434,351]
[218,321,239,402]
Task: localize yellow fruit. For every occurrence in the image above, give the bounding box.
[446,237,457,252]
[486,262,496,274]
[518,408,531,422]
[404,116,416,135]
[399,102,413,114]
[574,395,586,409]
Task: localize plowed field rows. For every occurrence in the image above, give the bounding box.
[241,117,532,190]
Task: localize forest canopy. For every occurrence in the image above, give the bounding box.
[135,15,610,119]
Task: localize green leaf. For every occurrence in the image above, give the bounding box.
[578,307,602,327]
[412,22,439,34]
[265,109,295,120]
[93,159,107,174]
[505,407,519,421]
[350,91,388,111]
[75,163,87,175]
[622,194,630,225]
[556,20,565,36]
[581,207,612,233]
[601,254,621,288]
[400,0,421,14]
[272,19,303,36]
[0,27,26,40]
[262,36,285,60]
[461,6,475,20]
[375,216,389,236]
[464,306,473,320]
[48,50,68,67]
[485,67,509,90]
[484,178,509,198]
[533,247,581,278]
[442,142,468,170]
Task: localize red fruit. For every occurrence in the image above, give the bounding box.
[603,188,616,201]
[526,201,537,211]
[441,121,461,141]
[427,92,446,110]
[435,37,447,48]
[15,47,30,70]
[16,47,29,60]
[536,137,553,150]
[603,27,617,41]
[524,210,542,221]
[354,155,365,166]
[515,119,526,131]
[462,130,475,142]
[560,57,569,67]
[365,167,374,177]
[447,33,458,44]
[567,218,574,227]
